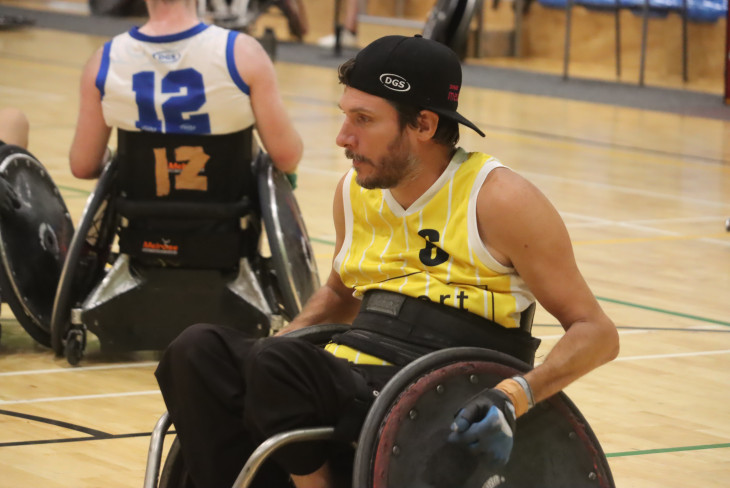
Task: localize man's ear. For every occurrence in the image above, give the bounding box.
[416,110,439,141]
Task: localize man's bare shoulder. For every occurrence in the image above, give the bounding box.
[480,166,543,210]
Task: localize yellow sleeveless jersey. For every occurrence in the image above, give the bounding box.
[334,148,535,331]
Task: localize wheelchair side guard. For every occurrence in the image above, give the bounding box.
[256,153,320,320]
[0,144,74,347]
[78,255,271,354]
[50,157,119,358]
[354,347,614,488]
[422,0,480,60]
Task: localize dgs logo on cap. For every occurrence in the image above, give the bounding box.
[379,73,410,92]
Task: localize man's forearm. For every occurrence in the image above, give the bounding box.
[276,284,359,335]
[524,318,619,404]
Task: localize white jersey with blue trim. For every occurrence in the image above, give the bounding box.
[97,23,255,135]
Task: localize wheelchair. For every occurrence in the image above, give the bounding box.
[0,142,75,348]
[143,324,616,488]
[35,127,319,365]
[201,0,306,40]
[423,0,483,61]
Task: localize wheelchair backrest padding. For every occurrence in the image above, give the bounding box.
[116,128,255,202]
[115,129,256,268]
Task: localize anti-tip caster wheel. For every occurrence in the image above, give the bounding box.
[64,328,86,366]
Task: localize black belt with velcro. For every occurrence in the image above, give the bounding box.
[332,290,541,366]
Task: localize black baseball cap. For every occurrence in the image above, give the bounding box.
[346,35,485,137]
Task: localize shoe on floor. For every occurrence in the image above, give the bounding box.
[317,30,358,48]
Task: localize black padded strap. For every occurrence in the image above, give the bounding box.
[334,291,541,366]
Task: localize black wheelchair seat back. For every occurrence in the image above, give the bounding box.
[116,128,255,202]
[115,128,256,270]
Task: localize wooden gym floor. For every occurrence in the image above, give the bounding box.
[0,1,729,487]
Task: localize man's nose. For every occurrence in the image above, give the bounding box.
[336,121,355,148]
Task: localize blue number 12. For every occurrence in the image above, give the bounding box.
[132,68,211,134]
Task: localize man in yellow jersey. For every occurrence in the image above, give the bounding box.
[155,35,619,488]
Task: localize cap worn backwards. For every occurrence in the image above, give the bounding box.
[347,35,485,137]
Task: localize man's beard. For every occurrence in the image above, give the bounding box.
[345,132,419,190]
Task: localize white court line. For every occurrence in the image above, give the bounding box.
[48,1,90,14]
[522,171,730,209]
[302,166,730,212]
[558,212,730,247]
[614,349,730,362]
[538,329,650,341]
[4,346,729,405]
[0,390,160,406]
[0,86,66,102]
[567,215,728,229]
[0,361,158,377]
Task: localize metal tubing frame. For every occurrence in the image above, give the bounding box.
[231,427,336,488]
[143,412,173,488]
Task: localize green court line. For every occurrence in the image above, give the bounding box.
[57,185,91,197]
[596,296,730,328]
[607,442,730,458]
[307,237,727,328]
[52,197,727,329]
[310,236,336,246]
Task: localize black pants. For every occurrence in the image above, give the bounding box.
[155,323,397,488]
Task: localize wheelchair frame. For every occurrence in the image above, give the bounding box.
[49,150,319,365]
[143,325,615,488]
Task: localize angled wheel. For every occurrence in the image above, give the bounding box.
[0,144,74,347]
[353,347,614,488]
[422,0,480,60]
[50,158,119,356]
[158,437,191,488]
[256,153,319,321]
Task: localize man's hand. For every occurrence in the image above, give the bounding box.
[448,388,516,467]
[0,176,20,215]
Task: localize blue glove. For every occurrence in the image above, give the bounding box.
[448,388,516,467]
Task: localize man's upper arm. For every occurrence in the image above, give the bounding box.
[477,169,603,329]
[234,34,302,172]
[69,48,112,179]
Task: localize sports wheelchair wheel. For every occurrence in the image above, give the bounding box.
[50,158,119,356]
[256,154,319,322]
[423,0,480,60]
[354,347,615,488]
[0,144,74,347]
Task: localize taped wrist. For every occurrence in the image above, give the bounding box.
[494,377,530,418]
[511,375,534,410]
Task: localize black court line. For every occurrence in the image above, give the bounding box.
[0,408,111,438]
[0,430,176,448]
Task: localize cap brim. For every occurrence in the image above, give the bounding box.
[426,106,485,138]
